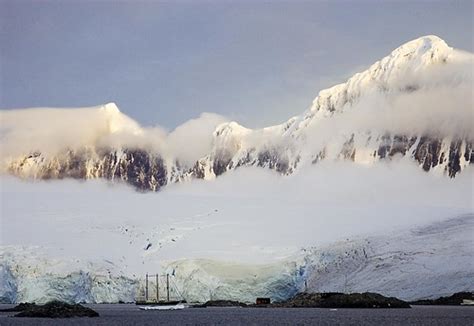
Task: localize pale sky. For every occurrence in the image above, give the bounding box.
[1,0,472,129]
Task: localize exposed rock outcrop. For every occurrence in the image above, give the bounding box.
[273,292,410,308]
[410,292,474,306]
[7,301,99,318]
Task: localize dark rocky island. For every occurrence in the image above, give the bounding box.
[0,301,99,318]
[269,292,410,308]
[193,293,410,309]
[195,300,248,308]
[410,292,474,306]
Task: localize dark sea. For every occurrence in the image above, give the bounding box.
[1,304,473,325]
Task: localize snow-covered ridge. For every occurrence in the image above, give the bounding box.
[216,35,462,136]
[311,35,452,113]
[1,35,473,190]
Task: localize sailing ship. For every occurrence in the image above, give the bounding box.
[136,272,187,310]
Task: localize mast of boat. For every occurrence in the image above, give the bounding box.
[166,273,170,302]
[145,273,149,301]
[156,274,159,302]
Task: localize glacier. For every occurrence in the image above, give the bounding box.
[1,215,472,303]
[0,246,138,304]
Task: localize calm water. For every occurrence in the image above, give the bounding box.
[1,304,473,325]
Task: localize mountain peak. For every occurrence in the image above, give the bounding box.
[387,35,451,65]
[102,102,121,114]
[304,35,454,120]
[98,102,143,135]
[395,35,448,52]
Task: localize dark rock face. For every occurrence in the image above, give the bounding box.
[373,135,471,177]
[413,137,442,171]
[113,149,167,191]
[187,146,296,182]
[11,301,99,318]
[409,292,474,306]
[273,292,410,308]
[9,148,168,191]
[196,300,248,308]
[191,161,206,179]
[257,149,290,174]
[6,134,473,191]
[212,150,232,177]
[376,135,417,160]
[414,138,472,177]
[447,140,463,177]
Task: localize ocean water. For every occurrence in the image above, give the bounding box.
[1,304,473,325]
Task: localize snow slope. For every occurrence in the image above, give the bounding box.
[167,215,474,303]
[1,214,472,303]
[302,215,474,301]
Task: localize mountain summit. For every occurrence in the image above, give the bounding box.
[1,36,472,190]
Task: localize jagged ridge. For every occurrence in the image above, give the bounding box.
[2,36,473,190]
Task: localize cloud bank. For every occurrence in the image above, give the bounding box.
[0,104,228,167]
[1,161,472,268]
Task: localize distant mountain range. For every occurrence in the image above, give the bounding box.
[2,35,472,190]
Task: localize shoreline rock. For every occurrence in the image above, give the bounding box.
[194,300,248,308]
[191,292,411,309]
[268,292,410,309]
[1,301,99,318]
[410,292,474,306]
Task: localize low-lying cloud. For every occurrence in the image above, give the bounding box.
[0,105,228,167]
[1,161,472,265]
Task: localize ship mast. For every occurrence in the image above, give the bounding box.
[166,273,170,302]
[156,274,159,302]
[145,273,149,301]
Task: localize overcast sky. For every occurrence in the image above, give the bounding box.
[1,0,472,129]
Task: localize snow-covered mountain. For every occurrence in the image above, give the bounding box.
[2,35,472,190]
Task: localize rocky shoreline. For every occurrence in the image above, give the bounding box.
[409,292,474,306]
[271,292,410,309]
[0,301,99,318]
[194,300,248,308]
[197,291,474,309]
[199,292,411,309]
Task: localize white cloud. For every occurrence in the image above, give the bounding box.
[0,104,228,168]
[165,113,228,166]
[1,161,472,268]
